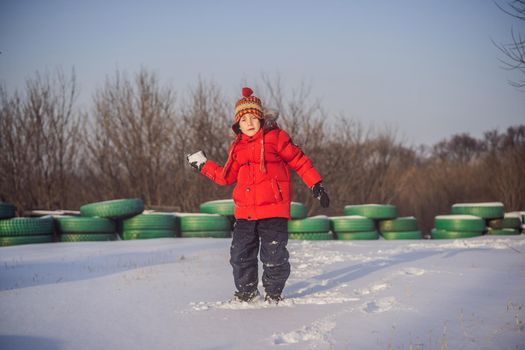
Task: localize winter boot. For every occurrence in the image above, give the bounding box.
[233,290,260,303]
[264,293,283,305]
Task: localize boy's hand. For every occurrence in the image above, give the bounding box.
[311,182,330,208]
[186,150,207,171]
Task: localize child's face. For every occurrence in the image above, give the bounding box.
[239,114,261,137]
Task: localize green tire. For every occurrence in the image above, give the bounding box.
[199,199,235,216]
[451,202,504,219]
[0,216,54,236]
[379,217,418,232]
[80,198,144,219]
[381,230,422,240]
[290,202,307,219]
[487,216,521,229]
[486,228,521,236]
[180,230,230,238]
[434,215,485,232]
[288,216,330,233]
[330,216,375,232]
[0,202,16,219]
[289,232,333,240]
[343,204,397,219]
[0,235,53,246]
[60,233,116,242]
[56,216,115,233]
[336,231,379,240]
[178,214,231,231]
[123,214,177,231]
[123,230,174,240]
[431,228,482,239]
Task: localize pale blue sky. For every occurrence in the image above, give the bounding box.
[1,0,523,145]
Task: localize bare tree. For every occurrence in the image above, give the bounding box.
[0,88,27,207]
[432,133,485,163]
[86,68,176,206]
[0,69,81,213]
[482,126,525,210]
[175,79,232,211]
[494,0,525,89]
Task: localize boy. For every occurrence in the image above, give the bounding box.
[187,87,329,303]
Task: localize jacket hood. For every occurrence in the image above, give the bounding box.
[262,108,279,131]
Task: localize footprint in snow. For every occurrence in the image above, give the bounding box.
[399,267,425,276]
[362,297,396,314]
[272,319,336,345]
[354,282,390,296]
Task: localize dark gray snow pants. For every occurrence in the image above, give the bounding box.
[230,218,290,295]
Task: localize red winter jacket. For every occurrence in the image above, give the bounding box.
[201,126,322,220]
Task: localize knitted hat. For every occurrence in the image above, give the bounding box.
[234,87,263,124]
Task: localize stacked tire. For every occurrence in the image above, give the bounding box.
[0,202,55,246]
[340,204,421,240]
[122,213,178,240]
[179,213,231,238]
[486,213,521,236]
[290,202,308,219]
[432,202,522,238]
[288,215,332,240]
[431,215,485,239]
[200,199,235,216]
[77,198,145,241]
[379,216,422,240]
[343,204,398,220]
[56,216,116,242]
[331,215,379,240]
[80,198,145,220]
[451,202,504,220]
[200,199,236,229]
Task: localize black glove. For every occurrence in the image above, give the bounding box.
[311,182,330,208]
[186,150,207,171]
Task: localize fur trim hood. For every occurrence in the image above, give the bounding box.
[262,108,279,131]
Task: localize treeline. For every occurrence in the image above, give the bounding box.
[1,69,524,233]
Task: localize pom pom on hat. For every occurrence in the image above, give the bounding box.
[242,87,253,97]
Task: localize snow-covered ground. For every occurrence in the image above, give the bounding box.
[1,236,524,349]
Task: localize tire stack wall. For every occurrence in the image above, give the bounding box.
[78,198,145,241]
[0,203,55,246]
[330,215,379,240]
[178,213,231,238]
[378,217,422,240]
[486,213,522,236]
[199,199,235,235]
[290,202,308,220]
[430,202,524,239]
[431,215,485,239]
[122,213,178,240]
[288,215,332,240]
[339,204,421,240]
[56,216,117,242]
